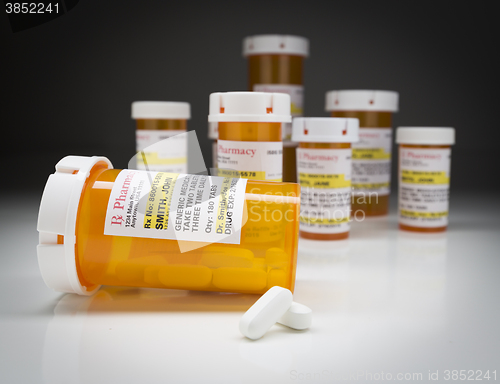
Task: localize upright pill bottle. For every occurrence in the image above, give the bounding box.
[37,156,300,296]
[396,127,455,233]
[210,92,290,182]
[292,118,359,240]
[326,90,399,216]
[132,101,190,173]
[243,35,309,183]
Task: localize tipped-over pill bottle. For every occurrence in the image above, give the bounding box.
[37,156,300,296]
[396,127,455,233]
[326,90,399,216]
[209,92,290,182]
[243,35,309,183]
[292,118,359,240]
[132,101,190,173]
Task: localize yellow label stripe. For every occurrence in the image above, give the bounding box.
[401,170,449,185]
[143,173,178,230]
[137,152,187,165]
[298,173,351,189]
[353,148,391,160]
[352,182,390,189]
[300,216,349,225]
[400,210,448,218]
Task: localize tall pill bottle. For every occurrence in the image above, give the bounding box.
[326,90,399,216]
[209,92,290,182]
[37,156,300,296]
[132,101,190,173]
[396,127,455,233]
[243,35,309,183]
[292,118,359,240]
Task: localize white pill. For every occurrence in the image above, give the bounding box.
[278,301,312,330]
[239,286,293,340]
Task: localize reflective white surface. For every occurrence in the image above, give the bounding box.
[1,194,499,383]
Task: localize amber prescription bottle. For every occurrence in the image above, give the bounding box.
[326,90,399,216]
[292,118,359,240]
[243,35,309,183]
[36,156,300,296]
[396,127,455,233]
[132,101,190,173]
[209,92,290,182]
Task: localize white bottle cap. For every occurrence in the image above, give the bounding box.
[131,101,191,119]
[325,90,399,112]
[37,156,113,295]
[396,127,455,145]
[292,117,359,143]
[208,92,291,123]
[243,35,309,57]
[208,122,218,140]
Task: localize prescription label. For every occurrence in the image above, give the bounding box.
[296,148,352,234]
[399,147,451,228]
[253,84,303,140]
[136,130,187,173]
[351,128,392,196]
[104,170,248,247]
[217,140,283,181]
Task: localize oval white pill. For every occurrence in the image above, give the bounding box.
[278,301,312,330]
[239,286,293,340]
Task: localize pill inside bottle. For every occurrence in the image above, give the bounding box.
[37,156,300,296]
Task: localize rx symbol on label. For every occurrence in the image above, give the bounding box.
[111,215,124,225]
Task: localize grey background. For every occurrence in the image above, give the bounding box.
[1,1,498,193]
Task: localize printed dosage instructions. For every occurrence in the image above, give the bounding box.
[351,128,392,195]
[297,148,351,234]
[104,170,248,245]
[217,140,283,181]
[136,130,187,173]
[399,147,451,227]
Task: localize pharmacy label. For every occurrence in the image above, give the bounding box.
[253,84,303,140]
[296,148,352,234]
[399,147,451,228]
[136,130,187,173]
[217,140,282,181]
[351,128,392,196]
[104,170,248,246]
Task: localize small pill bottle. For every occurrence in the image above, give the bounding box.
[396,127,455,233]
[292,117,359,240]
[209,91,290,182]
[208,122,218,168]
[326,90,399,216]
[132,101,190,173]
[243,35,309,183]
[37,156,300,296]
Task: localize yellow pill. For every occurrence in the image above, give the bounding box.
[199,246,254,268]
[267,269,287,289]
[115,255,169,283]
[158,265,212,289]
[213,268,267,291]
[144,266,162,286]
[253,258,267,271]
[265,247,288,268]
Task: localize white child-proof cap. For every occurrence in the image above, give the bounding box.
[131,101,191,119]
[243,35,309,57]
[37,156,113,295]
[396,127,455,145]
[291,117,360,143]
[325,90,399,112]
[208,92,291,123]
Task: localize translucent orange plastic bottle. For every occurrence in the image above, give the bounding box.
[292,118,359,240]
[132,101,190,173]
[326,90,399,216]
[243,35,309,183]
[396,127,455,233]
[37,156,300,296]
[209,92,290,182]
